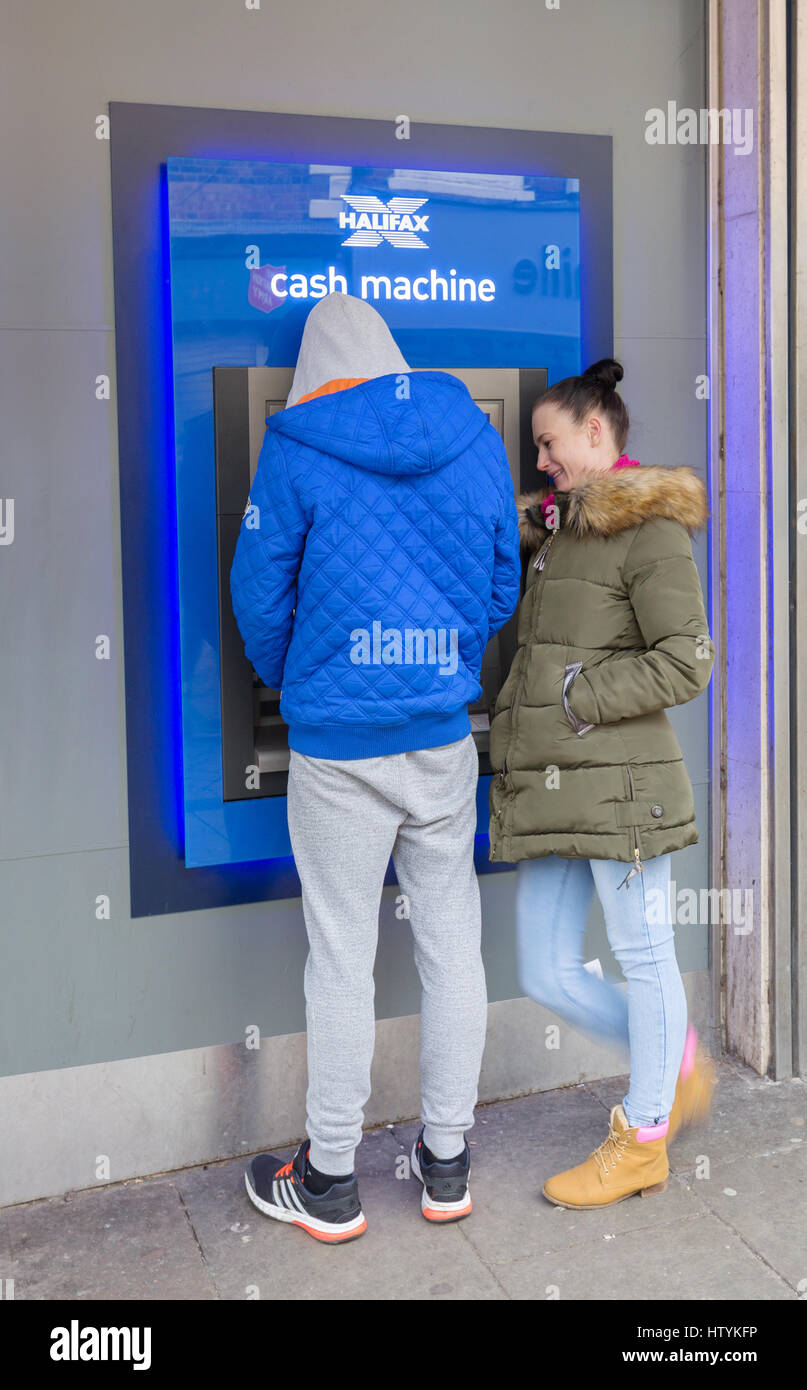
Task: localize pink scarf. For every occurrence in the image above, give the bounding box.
[540,455,640,524]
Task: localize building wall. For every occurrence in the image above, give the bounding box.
[0,0,711,1201]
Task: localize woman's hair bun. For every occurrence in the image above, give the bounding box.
[582,358,624,393]
[537,356,630,452]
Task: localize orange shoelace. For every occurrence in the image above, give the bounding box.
[276,1160,294,1180]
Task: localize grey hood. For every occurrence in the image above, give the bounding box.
[285,292,410,406]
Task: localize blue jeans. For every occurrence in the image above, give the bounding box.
[515,854,688,1127]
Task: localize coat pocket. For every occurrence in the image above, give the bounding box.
[562,661,596,737]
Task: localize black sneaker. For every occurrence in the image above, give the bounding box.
[410,1128,472,1223]
[244,1140,367,1243]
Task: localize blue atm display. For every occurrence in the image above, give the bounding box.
[165,156,582,869]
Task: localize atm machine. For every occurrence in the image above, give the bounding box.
[213,366,547,802]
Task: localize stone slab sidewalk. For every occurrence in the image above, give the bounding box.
[1,1058,805,1301]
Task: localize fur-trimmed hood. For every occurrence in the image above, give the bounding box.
[517,464,709,551]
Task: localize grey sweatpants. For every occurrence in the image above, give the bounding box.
[286,732,488,1176]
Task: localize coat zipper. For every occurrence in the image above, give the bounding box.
[514,531,556,728]
[617,765,645,890]
[492,749,513,861]
[493,531,557,861]
[533,531,556,571]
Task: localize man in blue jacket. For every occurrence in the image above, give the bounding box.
[231,292,520,1242]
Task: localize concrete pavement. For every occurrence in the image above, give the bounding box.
[1,1057,805,1301]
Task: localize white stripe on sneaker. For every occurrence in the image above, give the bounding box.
[285,1178,307,1213]
[244,1171,366,1237]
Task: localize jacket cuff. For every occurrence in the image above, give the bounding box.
[562,662,597,735]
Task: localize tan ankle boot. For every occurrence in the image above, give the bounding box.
[667,1025,717,1143]
[542,1104,669,1210]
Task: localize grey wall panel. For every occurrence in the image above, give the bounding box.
[0,846,523,1078]
[0,851,305,1076]
[0,329,127,860]
[612,138,707,341]
[613,336,710,475]
[1,0,710,1083]
[0,14,113,332]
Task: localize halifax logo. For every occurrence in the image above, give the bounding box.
[339,195,429,249]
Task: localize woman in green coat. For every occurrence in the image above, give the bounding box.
[489,358,716,1210]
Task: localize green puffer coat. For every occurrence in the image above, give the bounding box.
[488,465,713,869]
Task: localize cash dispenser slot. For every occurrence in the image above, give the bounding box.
[214,364,547,801]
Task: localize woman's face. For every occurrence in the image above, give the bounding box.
[532,400,616,491]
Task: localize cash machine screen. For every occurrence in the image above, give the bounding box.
[166,155,581,866]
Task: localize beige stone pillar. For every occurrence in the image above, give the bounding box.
[709,0,794,1076]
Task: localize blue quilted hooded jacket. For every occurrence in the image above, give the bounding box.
[230,295,521,759]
